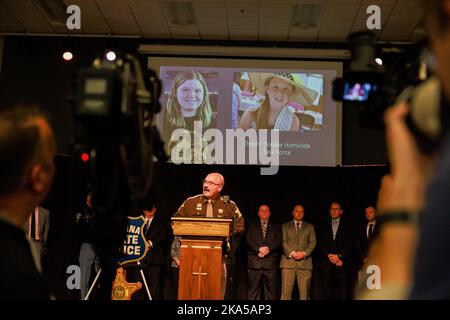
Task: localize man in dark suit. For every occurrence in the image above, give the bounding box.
[355,206,377,290]
[246,204,282,300]
[357,206,377,268]
[139,199,168,300]
[318,202,355,300]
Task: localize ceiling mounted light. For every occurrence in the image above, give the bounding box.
[162,0,197,27]
[290,4,322,30]
[62,51,73,61]
[106,51,117,62]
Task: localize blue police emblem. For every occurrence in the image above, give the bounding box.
[117,215,148,265]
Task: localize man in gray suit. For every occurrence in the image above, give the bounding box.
[280,204,316,300]
[24,206,50,271]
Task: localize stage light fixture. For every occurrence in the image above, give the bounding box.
[106,51,117,62]
[63,51,74,61]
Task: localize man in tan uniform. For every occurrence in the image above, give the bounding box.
[173,172,245,298]
[173,172,244,233]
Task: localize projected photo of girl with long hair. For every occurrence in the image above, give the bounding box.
[161,70,219,154]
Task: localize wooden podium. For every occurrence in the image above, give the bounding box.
[172,217,232,300]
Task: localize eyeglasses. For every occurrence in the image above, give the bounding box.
[202,179,220,187]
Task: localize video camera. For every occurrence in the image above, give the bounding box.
[70,52,167,298]
[333,31,384,106]
[72,53,165,214]
[333,31,448,154]
[74,52,165,218]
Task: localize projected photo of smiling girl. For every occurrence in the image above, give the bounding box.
[162,70,218,155]
[238,72,320,132]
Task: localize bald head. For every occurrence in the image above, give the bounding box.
[202,172,224,199]
[208,172,224,187]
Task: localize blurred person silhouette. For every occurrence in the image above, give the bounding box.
[168,235,181,299]
[359,0,450,299]
[75,192,100,300]
[0,105,56,299]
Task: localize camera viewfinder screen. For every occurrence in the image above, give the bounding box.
[343,82,375,102]
[84,78,108,95]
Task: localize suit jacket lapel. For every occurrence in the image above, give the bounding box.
[265,222,269,241]
[333,219,342,241]
[145,218,154,237]
[328,220,334,241]
[337,219,344,240]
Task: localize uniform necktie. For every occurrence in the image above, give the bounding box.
[206,200,213,217]
[295,222,300,233]
[262,221,267,239]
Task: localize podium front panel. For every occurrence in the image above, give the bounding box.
[178,239,223,300]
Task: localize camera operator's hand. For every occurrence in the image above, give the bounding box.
[379,102,433,213]
[359,102,432,299]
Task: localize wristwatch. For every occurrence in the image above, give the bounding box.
[373,210,418,238]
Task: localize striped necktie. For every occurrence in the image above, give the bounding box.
[262,221,267,239]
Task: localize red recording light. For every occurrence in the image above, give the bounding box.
[81,153,90,162]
